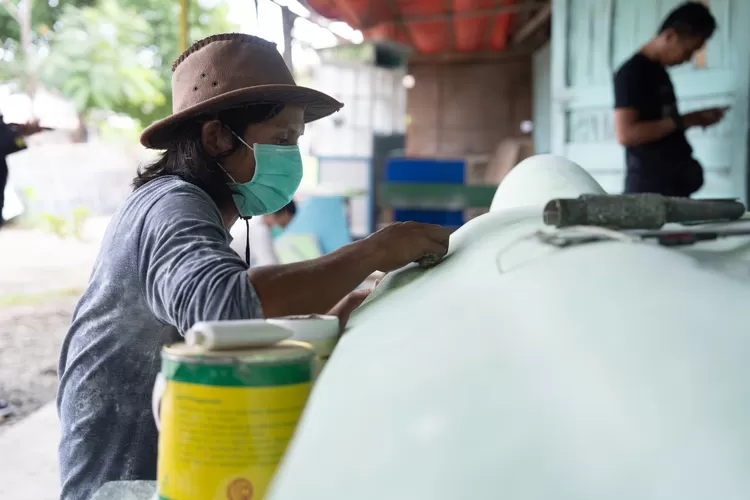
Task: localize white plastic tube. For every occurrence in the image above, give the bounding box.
[267,315,340,358]
[185,320,294,350]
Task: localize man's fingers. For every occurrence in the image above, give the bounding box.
[416,240,449,267]
[328,289,372,335]
[430,240,449,257]
[422,224,452,242]
[346,288,371,304]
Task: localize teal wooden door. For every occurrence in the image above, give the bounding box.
[533,42,552,154]
[551,0,750,200]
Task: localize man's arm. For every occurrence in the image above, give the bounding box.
[247,240,376,318]
[142,185,449,328]
[0,119,45,157]
[612,62,682,147]
[614,108,679,147]
[141,187,265,333]
[612,62,721,147]
[615,108,721,147]
[0,120,24,157]
[248,222,449,318]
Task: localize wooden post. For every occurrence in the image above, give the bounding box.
[180,0,189,53]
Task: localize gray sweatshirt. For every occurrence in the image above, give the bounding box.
[57,175,264,500]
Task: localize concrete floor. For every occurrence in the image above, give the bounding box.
[0,219,108,499]
[0,403,60,500]
[0,217,108,296]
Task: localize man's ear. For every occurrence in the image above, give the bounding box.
[201,120,233,156]
[661,27,678,42]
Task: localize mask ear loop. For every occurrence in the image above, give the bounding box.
[244,217,251,266]
[227,128,254,151]
[218,126,254,266]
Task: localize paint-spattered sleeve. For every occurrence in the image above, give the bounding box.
[138,184,264,333]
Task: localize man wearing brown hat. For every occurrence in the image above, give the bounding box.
[57,33,450,499]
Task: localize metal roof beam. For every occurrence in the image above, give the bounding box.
[445,0,456,51]
[409,45,535,64]
[386,0,417,49]
[372,2,546,28]
[511,1,551,46]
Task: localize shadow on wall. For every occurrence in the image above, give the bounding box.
[5,142,158,220]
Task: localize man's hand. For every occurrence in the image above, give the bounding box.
[683,107,728,129]
[327,288,371,335]
[13,120,43,137]
[360,221,451,273]
[247,222,449,319]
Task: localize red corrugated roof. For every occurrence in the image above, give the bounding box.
[307,0,523,54]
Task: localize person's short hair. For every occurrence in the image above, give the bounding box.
[276,200,296,217]
[659,2,716,39]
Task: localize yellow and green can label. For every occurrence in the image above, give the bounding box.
[157,348,313,500]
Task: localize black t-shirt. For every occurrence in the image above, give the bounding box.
[614,53,701,196]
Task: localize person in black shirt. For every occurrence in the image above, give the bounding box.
[0,115,41,228]
[614,2,725,197]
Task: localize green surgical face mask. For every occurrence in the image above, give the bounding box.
[219,129,303,218]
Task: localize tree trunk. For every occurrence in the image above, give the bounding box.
[179,0,188,53]
[73,113,88,143]
[18,0,36,114]
[281,6,294,71]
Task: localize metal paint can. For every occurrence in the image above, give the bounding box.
[153,340,314,500]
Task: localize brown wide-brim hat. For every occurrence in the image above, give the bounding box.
[140,33,343,149]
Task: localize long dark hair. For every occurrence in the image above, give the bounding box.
[133,103,285,211]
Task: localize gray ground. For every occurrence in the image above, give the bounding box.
[0,296,78,431]
[0,220,104,499]
[0,218,106,433]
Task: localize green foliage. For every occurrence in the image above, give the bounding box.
[36,206,90,240]
[0,0,238,128]
[0,286,83,307]
[0,0,95,93]
[95,117,142,144]
[0,0,95,46]
[20,187,91,240]
[40,0,166,119]
[38,212,67,238]
[115,0,238,125]
[70,206,90,239]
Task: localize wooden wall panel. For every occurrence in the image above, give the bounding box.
[405,56,533,157]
